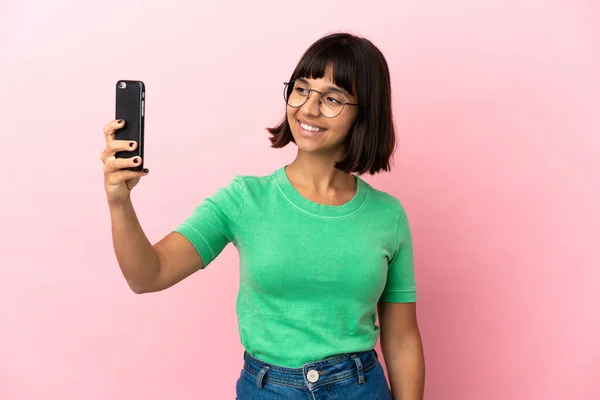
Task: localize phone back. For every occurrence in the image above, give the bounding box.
[115,80,145,171]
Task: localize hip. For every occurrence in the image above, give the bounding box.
[235,349,393,400]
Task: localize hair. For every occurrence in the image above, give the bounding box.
[267,32,396,175]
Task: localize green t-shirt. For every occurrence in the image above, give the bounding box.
[174,166,416,368]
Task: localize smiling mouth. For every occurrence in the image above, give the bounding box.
[298,120,326,133]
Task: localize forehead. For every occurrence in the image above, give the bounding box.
[297,75,354,97]
[295,63,356,97]
[298,76,340,89]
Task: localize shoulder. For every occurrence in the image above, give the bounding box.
[360,178,407,217]
[361,181,413,248]
[231,167,282,196]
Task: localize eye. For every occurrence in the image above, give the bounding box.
[323,93,344,107]
[293,82,310,96]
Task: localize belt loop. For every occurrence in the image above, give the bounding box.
[351,354,365,384]
[256,365,270,389]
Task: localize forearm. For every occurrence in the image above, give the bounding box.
[382,332,425,400]
[109,198,160,292]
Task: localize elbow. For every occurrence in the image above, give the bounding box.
[121,252,165,294]
[127,279,153,294]
[129,284,147,294]
[124,261,162,294]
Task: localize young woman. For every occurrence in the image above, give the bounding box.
[100,32,425,400]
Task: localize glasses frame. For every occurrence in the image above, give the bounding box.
[283,81,359,118]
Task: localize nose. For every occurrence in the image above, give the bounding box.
[300,90,321,117]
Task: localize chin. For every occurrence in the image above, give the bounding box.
[293,136,344,156]
[293,139,323,153]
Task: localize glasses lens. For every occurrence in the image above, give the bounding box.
[320,91,345,118]
[283,81,348,118]
[285,81,309,108]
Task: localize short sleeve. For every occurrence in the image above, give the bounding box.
[173,176,245,269]
[379,208,417,302]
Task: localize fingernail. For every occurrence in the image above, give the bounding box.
[143,168,149,173]
[133,158,140,164]
[129,142,135,147]
[117,119,123,124]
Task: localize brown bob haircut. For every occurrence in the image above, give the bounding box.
[267,32,396,175]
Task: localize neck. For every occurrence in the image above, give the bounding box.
[285,149,355,193]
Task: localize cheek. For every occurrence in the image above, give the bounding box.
[331,118,355,138]
[286,107,296,128]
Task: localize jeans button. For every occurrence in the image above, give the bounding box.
[307,369,319,383]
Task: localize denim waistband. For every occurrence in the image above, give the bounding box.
[242,349,379,390]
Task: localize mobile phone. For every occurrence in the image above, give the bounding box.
[115,80,145,171]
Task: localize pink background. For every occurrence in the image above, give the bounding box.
[1,0,598,399]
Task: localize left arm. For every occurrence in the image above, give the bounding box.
[377,301,425,400]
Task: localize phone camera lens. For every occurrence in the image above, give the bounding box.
[118,82,126,89]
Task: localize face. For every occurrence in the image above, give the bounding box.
[286,71,359,156]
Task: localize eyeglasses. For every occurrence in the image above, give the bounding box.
[283,80,359,118]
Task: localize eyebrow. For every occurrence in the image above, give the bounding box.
[297,77,349,96]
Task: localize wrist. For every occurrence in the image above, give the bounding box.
[107,196,133,211]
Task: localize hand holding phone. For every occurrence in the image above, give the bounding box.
[115,80,145,171]
[99,80,148,206]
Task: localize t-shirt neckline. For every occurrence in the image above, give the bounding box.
[274,165,368,217]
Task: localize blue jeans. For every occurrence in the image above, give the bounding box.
[235,349,393,399]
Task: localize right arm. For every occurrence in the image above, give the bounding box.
[109,199,204,294]
[102,120,204,294]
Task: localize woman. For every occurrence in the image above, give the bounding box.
[100,32,425,399]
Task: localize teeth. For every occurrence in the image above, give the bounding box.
[300,122,325,132]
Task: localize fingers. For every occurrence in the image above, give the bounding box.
[103,119,125,139]
[100,139,137,162]
[103,155,143,173]
[108,139,137,152]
